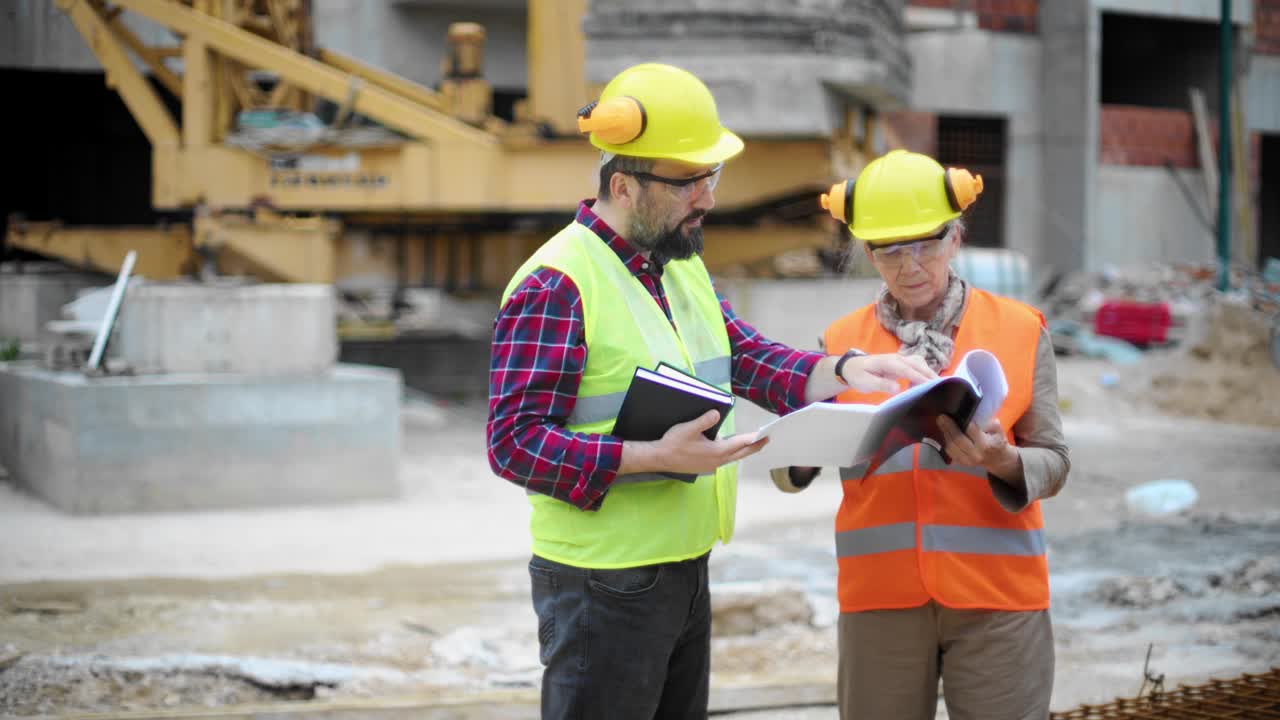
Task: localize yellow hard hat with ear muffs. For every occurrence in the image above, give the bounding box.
[819,149,984,244]
[576,63,744,165]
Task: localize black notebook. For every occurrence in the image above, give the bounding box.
[611,365,735,482]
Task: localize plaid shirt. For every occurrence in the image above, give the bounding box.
[487,201,824,511]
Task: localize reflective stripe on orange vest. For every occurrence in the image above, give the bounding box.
[824,288,1050,613]
[836,524,1046,557]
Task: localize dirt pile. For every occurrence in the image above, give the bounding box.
[1092,576,1192,608]
[1130,298,1280,427]
[711,582,814,637]
[1214,555,1280,597]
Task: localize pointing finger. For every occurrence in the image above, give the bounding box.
[870,355,934,386]
[900,354,939,383]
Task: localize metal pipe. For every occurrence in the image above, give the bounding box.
[87,250,137,372]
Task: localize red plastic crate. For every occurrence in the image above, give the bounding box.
[1094,300,1171,345]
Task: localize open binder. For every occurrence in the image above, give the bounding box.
[751,350,1008,476]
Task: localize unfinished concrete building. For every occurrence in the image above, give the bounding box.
[895,0,1279,275]
[322,0,1280,276]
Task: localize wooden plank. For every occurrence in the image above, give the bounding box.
[1188,87,1218,217]
[49,682,837,720]
[1231,86,1254,267]
[709,682,837,714]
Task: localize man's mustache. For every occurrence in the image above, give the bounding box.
[679,210,707,227]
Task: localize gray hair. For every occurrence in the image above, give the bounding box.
[941,218,966,244]
[597,154,655,201]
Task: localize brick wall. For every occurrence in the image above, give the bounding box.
[907,0,1037,33]
[1099,105,1201,168]
[882,111,938,156]
[1257,0,1280,54]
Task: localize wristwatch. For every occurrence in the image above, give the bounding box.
[833,348,867,385]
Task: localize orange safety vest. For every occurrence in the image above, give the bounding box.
[824,288,1049,613]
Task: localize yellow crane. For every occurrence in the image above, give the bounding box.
[6,0,879,295]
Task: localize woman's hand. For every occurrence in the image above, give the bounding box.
[936,416,1022,480]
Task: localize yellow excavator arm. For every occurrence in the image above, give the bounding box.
[11,0,874,287]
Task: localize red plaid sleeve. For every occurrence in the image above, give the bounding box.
[486,268,622,511]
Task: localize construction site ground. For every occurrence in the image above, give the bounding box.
[1,354,1278,718]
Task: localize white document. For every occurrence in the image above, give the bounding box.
[751,350,1008,471]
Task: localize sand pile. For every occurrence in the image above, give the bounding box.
[1132,298,1280,427]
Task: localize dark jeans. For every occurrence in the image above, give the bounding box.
[528,552,712,720]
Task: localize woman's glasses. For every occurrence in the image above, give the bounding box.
[870,231,950,268]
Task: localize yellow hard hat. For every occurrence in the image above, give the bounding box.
[576,63,744,165]
[818,149,983,244]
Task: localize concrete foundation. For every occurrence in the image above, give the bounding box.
[0,267,107,344]
[115,283,337,375]
[0,363,401,514]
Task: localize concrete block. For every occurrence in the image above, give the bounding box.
[339,334,491,401]
[0,269,106,344]
[1092,165,1214,270]
[115,283,337,375]
[0,363,401,514]
[715,278,881,351]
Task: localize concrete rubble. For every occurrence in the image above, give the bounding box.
[1128,296,1280,427]
[1043,261,1280,428]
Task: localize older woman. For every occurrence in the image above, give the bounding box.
[775,150,1070,720]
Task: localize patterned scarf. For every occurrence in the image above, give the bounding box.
[874,269,969,372]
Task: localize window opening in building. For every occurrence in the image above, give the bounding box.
[1101,12,1223,112]
[936,115,1007,248]
[1260,134,1280,267]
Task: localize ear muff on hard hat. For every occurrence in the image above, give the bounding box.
[576,97,647,146]
[943,167,983,214]
[818,149,984,244]
[818,179,855,225]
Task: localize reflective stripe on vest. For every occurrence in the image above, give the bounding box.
[567,357,732,426]
[835,523,1046,558]
[501,221,737,569]
[824,288,1050,612]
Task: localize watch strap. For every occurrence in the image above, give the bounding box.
[834,348,867,384]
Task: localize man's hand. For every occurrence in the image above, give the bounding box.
[937,415,1021,479]
[618,410,768,477]
[839,354,937,394]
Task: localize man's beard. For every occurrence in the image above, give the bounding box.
[627,206,706,263]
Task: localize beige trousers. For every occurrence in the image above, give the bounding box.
[837,601,1054,720]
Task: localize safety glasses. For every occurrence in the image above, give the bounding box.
[870,228,951,268]
[624,164,723,200]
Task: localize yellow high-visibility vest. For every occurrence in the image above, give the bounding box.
[501,221,736,568]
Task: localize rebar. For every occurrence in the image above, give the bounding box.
[1051,668,1280,719]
